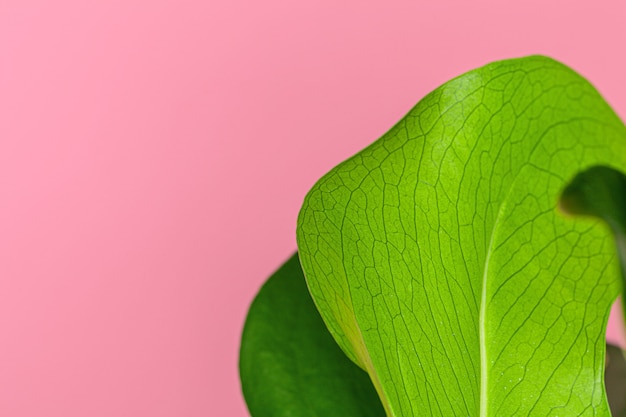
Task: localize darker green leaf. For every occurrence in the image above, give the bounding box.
[240,253,385,417]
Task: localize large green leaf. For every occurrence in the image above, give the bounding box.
[296,56,626,416]
[240,253,386,417]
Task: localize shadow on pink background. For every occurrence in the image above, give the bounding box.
[1,1,625,416]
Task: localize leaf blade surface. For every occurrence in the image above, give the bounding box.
[297,56,626,416]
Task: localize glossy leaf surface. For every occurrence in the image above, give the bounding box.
[297,56,626,416]
[240,253,385,417]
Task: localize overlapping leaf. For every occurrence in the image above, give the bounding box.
[561,165,626,417]
[240,254,385,417]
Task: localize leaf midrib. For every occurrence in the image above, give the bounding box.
[479,173,521,417]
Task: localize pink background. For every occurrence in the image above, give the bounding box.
[1,1,626,416]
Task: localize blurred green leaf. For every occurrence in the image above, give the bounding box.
[240,253,385,417]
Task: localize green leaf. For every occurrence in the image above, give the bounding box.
[560,166,626,416]
[239,253,386,417]
[296,56,626,416]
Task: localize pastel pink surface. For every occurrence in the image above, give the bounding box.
[1,1,625,416]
